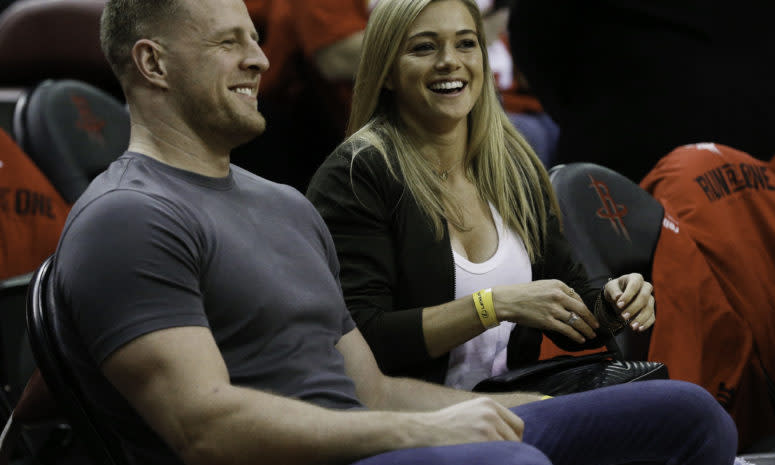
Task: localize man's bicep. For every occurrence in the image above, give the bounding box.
[57,190,206,362]
[101,326,230,453]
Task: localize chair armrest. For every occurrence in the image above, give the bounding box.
[0,273,33,294]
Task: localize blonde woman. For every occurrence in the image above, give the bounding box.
[308,0,654,389]
[307,0,740,463]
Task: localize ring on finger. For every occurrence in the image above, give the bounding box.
[566,312,580,325]
[566,288,576,297]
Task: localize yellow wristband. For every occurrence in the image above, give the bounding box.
[473,288,499,329]
[540,395,553,400]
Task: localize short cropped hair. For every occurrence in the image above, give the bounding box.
[100,0,181,82]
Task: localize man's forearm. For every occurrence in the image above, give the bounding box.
[172,384,427,465]
[172,384,531,465]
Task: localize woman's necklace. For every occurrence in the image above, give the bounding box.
[437,158,462,181]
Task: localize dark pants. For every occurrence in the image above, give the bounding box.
[352,380,737,465]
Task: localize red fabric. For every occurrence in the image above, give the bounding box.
[295,0,368,59]
[293,0,367,124]
[649,203,772,450]
[258,1,298,98]
[0,129,69,279]
[641,143,775,449]
[640,143,775,379]
[261,0,366,102]
[501,89,543,115]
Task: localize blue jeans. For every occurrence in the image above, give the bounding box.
[351,380,737,465]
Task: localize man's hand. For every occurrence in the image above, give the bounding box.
[414,398,525,446]
[604,273,655,332]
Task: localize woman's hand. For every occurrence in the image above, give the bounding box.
[491,280,600,343]
[604,273,655,332]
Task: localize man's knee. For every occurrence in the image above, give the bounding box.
[654,381,729,419]
[644,380,738,455]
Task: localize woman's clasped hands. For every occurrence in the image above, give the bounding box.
[490,273,655,343]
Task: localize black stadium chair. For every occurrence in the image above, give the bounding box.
[548,162,664,360]
[472,163,669,395]
[548,162,664,291]
[26,256,127,465]
[12,79,129,204]
[0,268,86,465]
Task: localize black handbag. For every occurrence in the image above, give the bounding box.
[472,351,668,396]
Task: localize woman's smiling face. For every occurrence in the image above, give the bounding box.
[386,0,484,133]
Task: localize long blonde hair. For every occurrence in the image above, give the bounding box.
[347,0,559,261]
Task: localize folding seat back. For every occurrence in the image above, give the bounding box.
[548,162,664,359]
[13,79,129,204]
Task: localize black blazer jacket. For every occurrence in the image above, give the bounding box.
[307,144,612,384]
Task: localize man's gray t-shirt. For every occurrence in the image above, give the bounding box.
[54,152,363,464]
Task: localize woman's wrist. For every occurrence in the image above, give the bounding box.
[472,288,500,329]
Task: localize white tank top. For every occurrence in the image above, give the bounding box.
[445,204,532,390]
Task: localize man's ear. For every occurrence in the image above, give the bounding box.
[131,39,170,89]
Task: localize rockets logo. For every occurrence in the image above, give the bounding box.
[71,94,106,145]
[588,175,630,241]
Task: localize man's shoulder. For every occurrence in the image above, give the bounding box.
[75,152,167,201]
[61,153,207,248]
[232,164,312,206]
[69,154,178,218]
[60,187,186,259]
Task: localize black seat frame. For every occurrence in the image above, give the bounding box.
[26,256,127,465]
